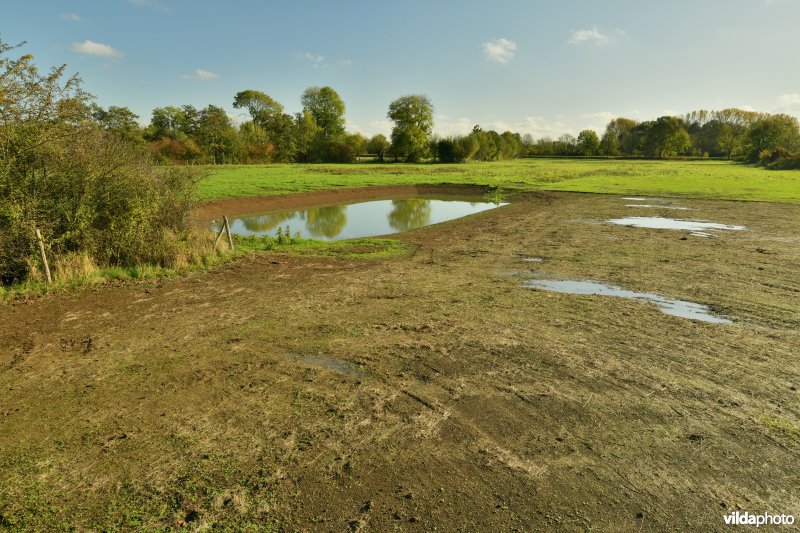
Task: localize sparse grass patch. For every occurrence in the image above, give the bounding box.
[233,233,410,260]
[759,415,800,446]
[0,230,408,301]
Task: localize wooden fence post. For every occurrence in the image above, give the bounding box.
[213,220,226,249]
[223,215,234,252]
[35,228,52,284]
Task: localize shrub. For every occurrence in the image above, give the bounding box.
[0,40,203,285]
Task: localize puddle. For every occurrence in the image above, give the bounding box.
[522,257,544,263]
[523,279,732,323]
[608,216,746,233]
[622,197,663,201]
[626,204,690,210]
[216,197,507,241]
[280,352,363,376]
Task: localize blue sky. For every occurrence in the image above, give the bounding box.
[4,0,800,138]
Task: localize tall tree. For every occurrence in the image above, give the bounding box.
[599,131,619,157]
[744,114,800,162]
[556,134,576,156]
[387,95,434,162]
[603,117,637,156]
[646,116,691,157]
[91,105,143,144]
[179,104,201,138]
[147,106,184,140]
[577,129,600,156]
[366,134,390,162]
[196,105,238,164]
[232,90,284,127]
[301,86,346,141]
[294,110,322,163]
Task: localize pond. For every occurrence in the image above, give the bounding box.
[216,197,507,241]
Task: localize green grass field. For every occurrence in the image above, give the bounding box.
[198,159,800,204]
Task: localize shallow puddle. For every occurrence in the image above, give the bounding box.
[609,216,746,233]
[523,279,732,323]
[281,352,363,375]
[218,197,507,240]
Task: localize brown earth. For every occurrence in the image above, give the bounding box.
[1,190,799,531]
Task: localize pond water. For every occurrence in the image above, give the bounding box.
[523,279,732,324]
[608,216,746,233]
[218,197,507,241]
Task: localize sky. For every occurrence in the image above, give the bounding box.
[4,0,800,138]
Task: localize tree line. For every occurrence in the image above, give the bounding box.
[528,109,800,168]
[95,87,800,168]
[94,90,531,165]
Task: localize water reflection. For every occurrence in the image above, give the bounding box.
[241,212,292,233]
[388,199,432,231]
[306,206,347,238]
[220,197,507,241]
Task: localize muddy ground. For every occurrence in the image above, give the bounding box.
[1,190,799,531]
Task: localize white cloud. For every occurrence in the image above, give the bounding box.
[578,112,617,133]
[776,93,800,112]
[568,26,613,46]
[296,52,351,69]
[581,111,616,123]
[436,115,573,139]
[487,120,512,131]
[60,13,83,22]
[482,38,517,64]
[345,120,366,135]
[368,120,393,136]
[298,52,325,65]
[70,40,123,58]
[181,68,219,80]
[434,116,476,136]
[514,116,574,139]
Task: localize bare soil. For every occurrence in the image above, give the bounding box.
[1,190,799,531]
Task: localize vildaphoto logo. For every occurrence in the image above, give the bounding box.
[723,511,795,527]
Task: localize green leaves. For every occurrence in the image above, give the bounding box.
[301,86,346,141]
[387,95,434,162]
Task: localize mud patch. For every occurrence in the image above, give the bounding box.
[280,351,364,376]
